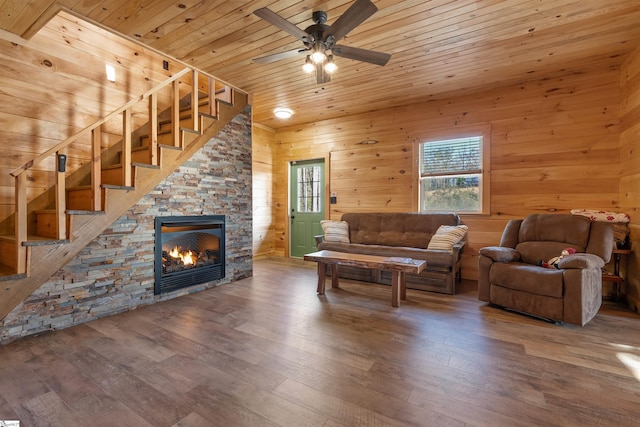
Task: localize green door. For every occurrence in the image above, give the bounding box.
[290,159,325,258]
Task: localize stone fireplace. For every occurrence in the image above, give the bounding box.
[155,215,225,295]
[0,106,252,344]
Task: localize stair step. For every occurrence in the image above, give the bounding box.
[199,112,217,120]
[182,127,200,135]
[133,144,156,152]
[199,112,218,129]
[178,98,211,113]
[133,162,160,169]
[0,237,16,276]
[103,162,160,170]
[101,163,142,186]
[0,271,27,282]
[114,143,159,165]
[33,210,67,240]
[158,116,203,133]
[66,210,106,215]
[23,236,70,246]
[158,143,183,151]
[102,164,122,171]
[140,129,187,147]
[102,184,135,191]
[67,186,106,212]
[0,245,27,280]
[0,233,69,247]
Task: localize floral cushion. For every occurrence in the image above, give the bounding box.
[570,209,630,223]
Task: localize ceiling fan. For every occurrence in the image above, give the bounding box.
[253,0,391,84]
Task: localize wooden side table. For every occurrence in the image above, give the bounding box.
[602,249,632,302]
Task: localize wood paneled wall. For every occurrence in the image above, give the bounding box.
[252,123,276,258]
[0,12,177,227]
[273,65,622,281]
[620,45,640,312]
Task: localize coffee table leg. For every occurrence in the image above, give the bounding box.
[391,271,400,307]
[317,263,326,294]
[330,264,340,288]
[399,271,407,301]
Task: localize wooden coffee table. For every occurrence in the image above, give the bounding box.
[303,250,426,307]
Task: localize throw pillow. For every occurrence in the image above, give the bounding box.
[427,225,468,252]
[321,220,350,243]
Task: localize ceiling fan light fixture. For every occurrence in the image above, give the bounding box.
[310,42,326,63]
[253,1,391,83]
[274,107,293,119]
[302,56,315,73]
[324,55,337,74]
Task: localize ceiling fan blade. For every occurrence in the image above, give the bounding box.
[316,63,331,84]
[332,45,391,66]
[328,0,378,41]
[254,8,309,40]
[253,49,306,64]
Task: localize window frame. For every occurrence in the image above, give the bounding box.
[296,164,323,213]
[413,126,491,215]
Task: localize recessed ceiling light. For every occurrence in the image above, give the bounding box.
[274,107,293,119]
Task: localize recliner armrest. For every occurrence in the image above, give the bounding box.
[479,246,520,262]
[557,253,605,270]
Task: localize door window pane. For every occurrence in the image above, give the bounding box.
[297,166,321,213]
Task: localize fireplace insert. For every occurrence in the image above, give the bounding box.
[154,215,225,295]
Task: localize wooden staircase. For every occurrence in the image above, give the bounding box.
[0,67,248,321]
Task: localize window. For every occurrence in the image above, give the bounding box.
[418,135,487,213]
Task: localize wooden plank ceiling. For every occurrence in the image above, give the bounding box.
[2,0,640,129]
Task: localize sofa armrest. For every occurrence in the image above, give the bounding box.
[557,253,605,270]
[314,235,324,247]
[453,241,465,254]
[478,246,520,262]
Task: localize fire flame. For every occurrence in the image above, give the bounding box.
[169,246,196,266]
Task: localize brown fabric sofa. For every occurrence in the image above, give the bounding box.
[316,212,465,294]
[478,214,614,326]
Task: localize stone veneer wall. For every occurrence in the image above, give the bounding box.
[0,106,253,343]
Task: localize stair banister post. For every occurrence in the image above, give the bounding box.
[171,78,180,148]
[55,151,67,240]
[14,173,27,274]
[91,127,102,211]
[122,108,132,187]
[208,76,217,117]
[149,92,158,166]
[191,69,199,133]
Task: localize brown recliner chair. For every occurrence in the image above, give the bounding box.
[478,214,613,326]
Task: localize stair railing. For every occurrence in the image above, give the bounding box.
[7,66,228,275]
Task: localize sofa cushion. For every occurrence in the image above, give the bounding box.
[342,212,460,248]
[515,241,584,266]
[490,262,564,298]
[320,220,350,243]
[427,225,468,252]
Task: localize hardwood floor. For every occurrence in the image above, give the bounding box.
[1,257,640,426]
